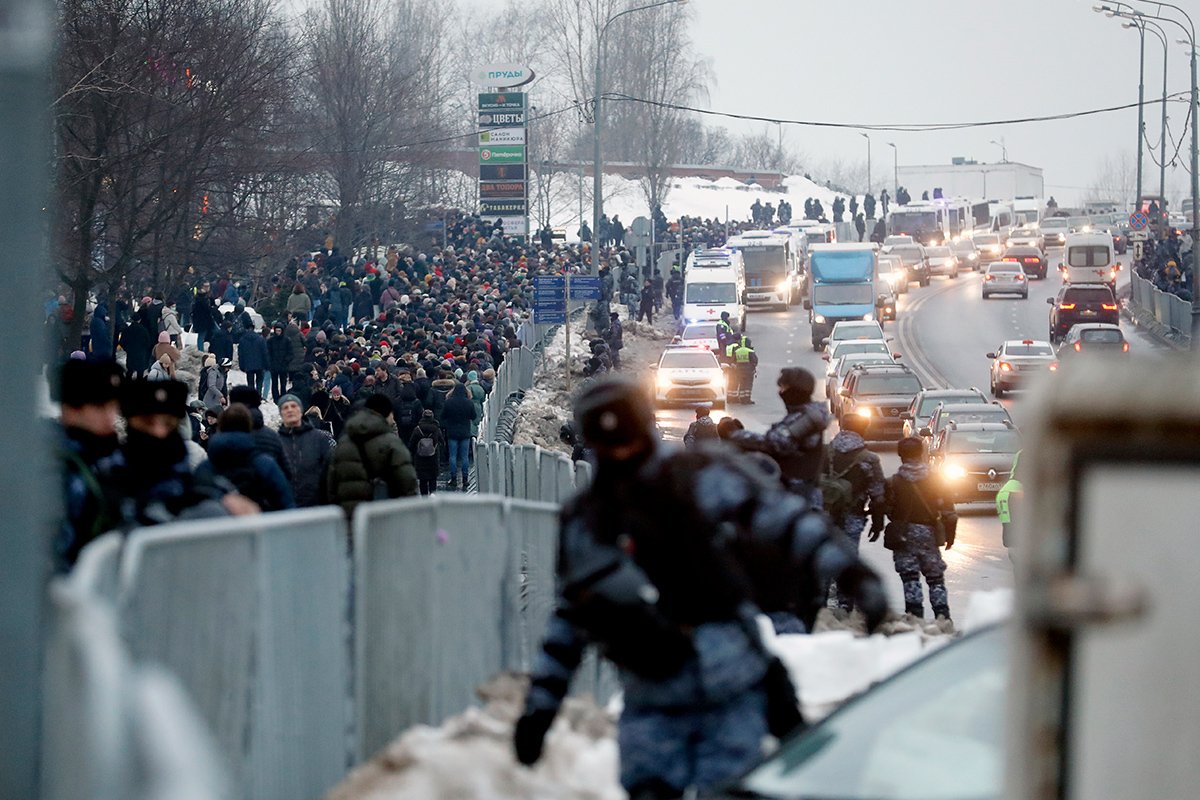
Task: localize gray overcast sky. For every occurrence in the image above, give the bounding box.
[683,0,1194,205]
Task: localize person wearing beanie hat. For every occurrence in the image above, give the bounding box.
[515,376,888,792]
[55,359,125,571]
[464,369,485,438]
[153,331,181,379]
[407,408,445,496]
[324,389,417,518]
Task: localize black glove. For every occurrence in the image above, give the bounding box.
[762,657,806,739]
[513,708,556,766]
[867,522,883,543]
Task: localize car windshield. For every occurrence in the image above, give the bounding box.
[918,394,984,416]
[925,247,951,258]
[940,408,1009,427]
[948,430,1021,454]
[892,247,924,261]
[1063,288,1114,304]
[1004,344,1053,356]
[950,241,976,252]
[1012,229,1037,237]
[832,341,890,358]
[682,323,717,341]
[1080,328,1124,343]
[1042,218,1069,229]
[660,351,718,369]
[813,284,875,304]
[739,627,1007,800]
[856,374,922,395]
[988,265,1021,275]
[975,235,1000,245]
[832,324,882,341]
[839,355,893,373]
[685,282,736,304]
[1067,245,1111,267]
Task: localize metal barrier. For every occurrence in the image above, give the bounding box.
[478,347,537,444]
[351,494,560,760]
[474,440,589,502]
[42,580,232,800]
[1129,273,1192,340]
[115,508,352,800]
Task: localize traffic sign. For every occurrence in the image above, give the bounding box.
[533,308,566,324]
[1129,229,1149,242]
[569,276,602,301]
[1133,241,1144,261]
[533,276,565,288]
[1130,211,1150,230]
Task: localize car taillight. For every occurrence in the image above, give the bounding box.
[1015,274,1025,281]
[1123,341,1130,352]
[999,361,1013,372]
[1049,362,1059,371]
[1102,303,1117,311]
[1074,341,1082,351]
[983,274,994,281]
[1023,257,1038,263]
[1059,303,1076,310]
[1002,257,1017,261]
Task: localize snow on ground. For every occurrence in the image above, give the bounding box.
[540,171,848,232]
[513,309,674,453]
[328,592,1012,800]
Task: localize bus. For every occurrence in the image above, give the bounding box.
[888,201,949,246]
[726,230,801,309]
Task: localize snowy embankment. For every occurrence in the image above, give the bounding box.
[543,172,849,233]
[326,591,1012,800]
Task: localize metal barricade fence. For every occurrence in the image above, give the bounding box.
[115,508,352,800]
[42,580,232,800]
[1130,273,1192,339]
[351,494,561,760]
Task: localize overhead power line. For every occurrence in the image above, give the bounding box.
[600,90,1193,132]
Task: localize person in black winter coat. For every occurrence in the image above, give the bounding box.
[119,321,153,378]
[392,382,425,445]
[408,410,445,495]
[200,404,295,512]
[208,322,234,364]
[191,285,218,352]
[266,322,290,401]
[440,382,477,490]
[637,280,655,324]
[277,393,335,507]
[238,326,270,396]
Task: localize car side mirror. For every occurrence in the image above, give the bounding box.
[803,299,812,310]
[1046,297,1055,305]
[820,337,830,346]
[919,426,933,437]
[893,352,903,359]
[821,354,830,361]
[649,363,658,370]
[986,352,997,359]
[900,411,913,420]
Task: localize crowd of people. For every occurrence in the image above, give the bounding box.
[1134,229,1195,301]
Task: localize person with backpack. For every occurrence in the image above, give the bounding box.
[408,410,445,496]
[824,413,886,614]
[464,371,486,437]
[872,436,957,626]
[682,406,719,448]
[440,382,477,491]
[392,381,425,446]
[199,404,295,512]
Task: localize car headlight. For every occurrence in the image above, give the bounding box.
[776,280,790,294]
[967,252,978,260]
[709,373,726,387]
[856,407,873,418]
[943,462,967,480]
[813,314,826,323]
[862,312,874,321]
[656,374,673,390]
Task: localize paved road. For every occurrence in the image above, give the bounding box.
[652,250,1166,616]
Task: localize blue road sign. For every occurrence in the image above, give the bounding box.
[1130,211,1150,231]
[533,308,567,324]
[533,275,565,288]
[569,276,602,300]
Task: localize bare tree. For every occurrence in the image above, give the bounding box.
[55,0,298,341]
[304,0,455,253]
[1088,150,1136,206]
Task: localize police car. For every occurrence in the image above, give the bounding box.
[986,339,1057,398]
[677,321,721,353]
[651,345,728,408]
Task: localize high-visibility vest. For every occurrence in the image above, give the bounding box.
[734,345,754,364]
[995,478,1022,523]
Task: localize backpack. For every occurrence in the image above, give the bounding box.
[396,401,419,429]
[820,450,867,521]
[415,432,438,458]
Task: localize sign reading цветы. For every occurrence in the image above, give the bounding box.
[472,64,535,88]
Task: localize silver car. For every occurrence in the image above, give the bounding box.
[924,246,960,279]
[981,261,1028,299]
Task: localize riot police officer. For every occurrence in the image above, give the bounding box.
[514,377,884,798]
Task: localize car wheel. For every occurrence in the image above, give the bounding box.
[994,384,1005,399]
[920,277,930,287]
[1022,291,1029,299]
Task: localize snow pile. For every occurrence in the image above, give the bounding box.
[540,170,847,232]
[326,673,621,800]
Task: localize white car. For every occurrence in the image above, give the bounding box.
[678,321,721,353]
[824,320,886,355]
[877,254,908,295]
[981,261,1028,299]
[826,338,893,363]
[653,346,727,408]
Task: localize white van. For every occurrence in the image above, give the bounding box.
[683,248,746,330]
[1062,232,1117,286]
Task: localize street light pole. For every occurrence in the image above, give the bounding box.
[592,0,687,276]
[887,141,898,195]
[864,134,872,197]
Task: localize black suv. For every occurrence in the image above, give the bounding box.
[1047,284,1119,342]
[837,363,924,440]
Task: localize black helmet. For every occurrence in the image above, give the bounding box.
[574,376,655,448]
